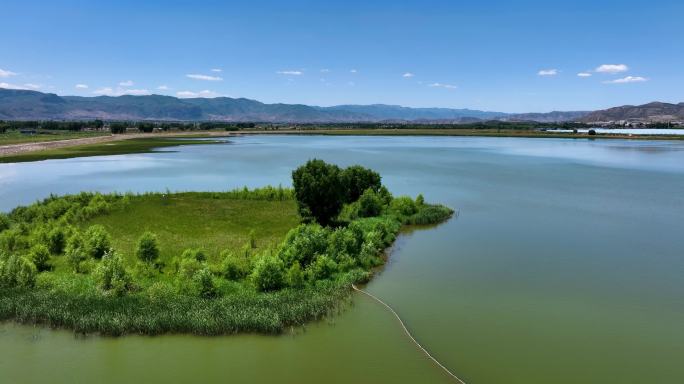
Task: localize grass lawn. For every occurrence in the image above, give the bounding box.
[0,137,222,163]
[0,130,107,145]
[83,194,299,267]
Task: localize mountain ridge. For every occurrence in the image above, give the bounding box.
[1,88,682,123]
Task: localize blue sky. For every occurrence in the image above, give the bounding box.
[1,0,682,112]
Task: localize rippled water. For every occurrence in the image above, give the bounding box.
[1,135,683,384]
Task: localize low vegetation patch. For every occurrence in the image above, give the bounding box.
[0,161,453,335]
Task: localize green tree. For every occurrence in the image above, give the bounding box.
[286,262,304,288]
[65,233,88,273]
[194,267,217,298]
[83,225,112,259]
[46,227,66,254]
[357,188,384,217]
[0,253,37,288]
[292,159,344,225]
[341,165,382,203]
[220,250,250,280]
[251,255,285,291]
[29,244,51,272]
[94,250,132,296]
[136,231,160,264]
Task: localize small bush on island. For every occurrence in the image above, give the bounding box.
[136,231,160,264]
[0,162,453,336]
[94,250,133,296]
[83,224,112,259]
[29,244,51,272]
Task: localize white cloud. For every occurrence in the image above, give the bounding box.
[92,87,150,96]
[577,72,592,77]
[428,82,457,89]
[0,69,17,78]
[350,69,358,73]
[537,69,558,76]
[604,76,647,84]
[211,68,222,73]
[75,84,89,89]
[0,82,42,90]
[186,74,223,81]
[276,70,303,75]
[595,64,628,73]
[93,87,115,96]
[402,72,415,78]
[320,69,330,73]
[157,85,169,90]
[123,89,151,95]
[119,80,134,87]
[176,90,220,98]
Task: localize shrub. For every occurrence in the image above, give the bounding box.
[65,233,88,273]
[83,225,112,259]
[416,194,425,206]
[357,188,384,217]
[286,263,304,288]
[94,250,132,296]
[292,159,344,225]
[194,267,218,298]
[136,231,160,264]
[251,255,285,292]
[390,196,418,217]
[341,165,381,203]
[220,250,250,280]
[181,248,207,262]
[46,226,66,254]
[0,213,10,232]
[29,244,51,272]
[306,255,338,281]
[327,226,363,261]
[278,224,329,267]
[0,253,37,288]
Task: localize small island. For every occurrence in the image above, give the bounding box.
[0,160,452,336]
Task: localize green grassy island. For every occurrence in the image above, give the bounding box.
[0,160,453,336]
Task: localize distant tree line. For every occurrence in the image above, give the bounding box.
[0,120,104,132]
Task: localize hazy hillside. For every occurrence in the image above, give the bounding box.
[4,88,678,124]
[581,102,684,122]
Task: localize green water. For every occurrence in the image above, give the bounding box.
[1,135,683,383]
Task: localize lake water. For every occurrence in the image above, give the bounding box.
[1,135,684,384]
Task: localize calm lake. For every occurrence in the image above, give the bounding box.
[1,135,683,384]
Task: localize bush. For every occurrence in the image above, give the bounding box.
[0,253,37,288]
[278,224,329,267]
[357,188,384,217]
[286,263,304,288]
[292,159,344,225]
[220,250,250,280]
[83,225,112,259]
[251,255,285,292]
[65,233,88,273]
[390,196,418,217]
[136,231,160,264]
[306,255,338,281]
[194,267,218,298]
[181,248,207,262]
[341,165,381,203]
[46,227,66,254]
[326,226,363,261]
[0,213,10,232]
[29,244,51,272]
[94,250,133,296]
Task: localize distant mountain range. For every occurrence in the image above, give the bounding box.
[0,88,681,123]
[580,102,684,123]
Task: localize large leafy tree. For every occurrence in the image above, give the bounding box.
[292,159,345,225]
[341,165,381,203]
